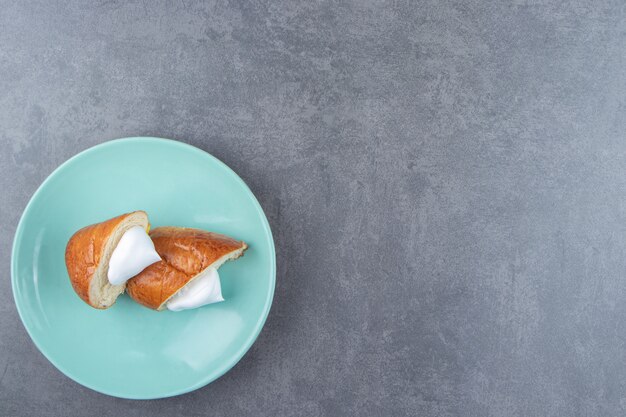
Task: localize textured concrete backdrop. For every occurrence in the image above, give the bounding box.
[1,1,625,416]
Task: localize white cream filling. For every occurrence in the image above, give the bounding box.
[166,267,224,311]
[107,226,161,285]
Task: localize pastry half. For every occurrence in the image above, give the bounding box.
[126,227,247,310]
[65,211,160,309]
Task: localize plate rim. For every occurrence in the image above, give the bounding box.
[11,137,276,399]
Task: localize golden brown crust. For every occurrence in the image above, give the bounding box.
[126,227,247,310]
[64,211,146,308]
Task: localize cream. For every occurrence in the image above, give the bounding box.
[166,267,224,311]
[107,226,161,285]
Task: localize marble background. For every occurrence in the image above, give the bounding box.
[1,1,625,416]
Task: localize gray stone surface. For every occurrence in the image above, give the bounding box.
[0,0,625,415]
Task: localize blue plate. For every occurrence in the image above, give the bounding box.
[11,138,275,399]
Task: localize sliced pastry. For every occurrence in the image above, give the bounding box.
[126,227,247,311]
[65,211,161,309]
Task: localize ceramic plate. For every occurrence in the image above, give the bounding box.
[11,138,275,399]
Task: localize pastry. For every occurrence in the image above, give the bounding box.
[126,227,247,311]
[65,211,161,309]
